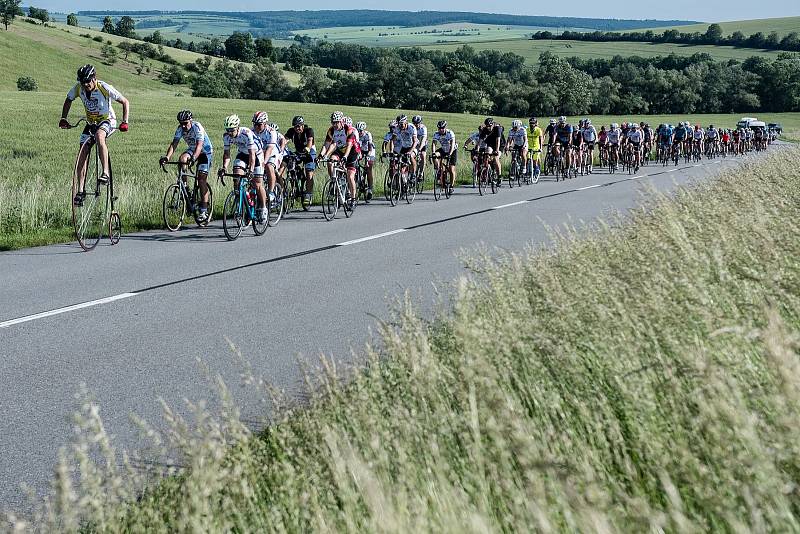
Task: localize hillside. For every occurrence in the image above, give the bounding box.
[641,16,800,38]
[421,37,781,63]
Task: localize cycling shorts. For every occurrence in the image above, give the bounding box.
[80,120,115,146]
[298,148,317,171]
[435,148,457,165]
[183,150,213,174]
[334,149,359,170]
[400,146,417,156]
[233,152,264,176]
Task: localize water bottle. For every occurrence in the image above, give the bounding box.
[245,188,254,208]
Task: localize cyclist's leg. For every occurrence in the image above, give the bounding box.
[195,153,211,212]
[75,138,92,195]
[94,123,114,179]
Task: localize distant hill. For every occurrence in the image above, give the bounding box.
[639,16,800,39]
[74,10,699,37]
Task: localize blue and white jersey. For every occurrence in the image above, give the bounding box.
[254,127,278,155]
[174,121,213,154]
[415,124,428,149]
[396,124,417,149]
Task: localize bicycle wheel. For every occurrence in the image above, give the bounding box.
[489,168,498,194]
[405,172,416,204]
[343,180,354,218]
[389,173,400,207]
[508,160,516,188]
[433,169,440,201]
[383,169,392,202]
[72,141,108,251]
[162,183,186,231]
[222,189,243,241]
[477,168,485,196]
[109,211,121,245]
[266,182,282,228]
[322,179,338,221]
[415,168,424,194]
[284,174,297,214]
[444,173,453,199]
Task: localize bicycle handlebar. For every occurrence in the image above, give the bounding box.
[160,160,196,174]
[60,118,86,130]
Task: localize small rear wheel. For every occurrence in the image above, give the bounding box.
[109,212,121,245]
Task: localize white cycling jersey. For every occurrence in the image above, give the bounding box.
[507,127,527,147]
[415,124,428,149]
[627,130,643,143]
[224,126,261,157]
[254,127,277,154]
[432,129,456,153]
[706,129,718,139]
[396,124,417,149]
[359,131,375,156]
[384,129,401,153]
[66,81,123,125]
[693,129,705,140]
[607,129,621,144]
[582,126,598,143]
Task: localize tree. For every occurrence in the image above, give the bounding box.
[115,16,136,38]
[254,37,275,61]
[242,58,290,100]
[101,15,114,34]
[101,43,118,65]
[27,6,48,23]
[704,23,722,43]
[148,30,163,45]
[298,66,332,103]
[224,31,256,62]
[66,13,77,26]
[158,65,184,85]
[0,0,23,30]
[117,41,133,60]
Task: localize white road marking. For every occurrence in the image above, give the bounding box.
[577,184,602,191]
[336,229,407,247]
[0,293,138,329]
[492,200,529,209]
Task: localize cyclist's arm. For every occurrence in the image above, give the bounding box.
[165,139,180,160]
[60,98,72,126]
[247,147,256,174]
[221,149,231,173]
[114,94,130,125]
[305,135,314,153]
[262,142,275,162]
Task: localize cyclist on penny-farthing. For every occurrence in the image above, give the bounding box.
[159,110,213,223]
[59,64,130,206]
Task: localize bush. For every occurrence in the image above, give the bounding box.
[16,76,37,91]
[92,35,104,43]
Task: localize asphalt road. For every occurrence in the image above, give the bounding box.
[0,153,771,513]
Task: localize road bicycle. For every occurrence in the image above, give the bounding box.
[430,153,454,201]
[282,152,313,214]
[219,171,270,240]
[355,155,372,204]
[414,149,426,195]
[66,119,121,251]
[525,149,541,185]
[160,160,214,231]
[507,147,524,188]
[470,149,498,196]
[319,157,355,220]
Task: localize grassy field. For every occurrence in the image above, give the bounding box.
[421,37,782,62]
[293,23,587,47]
[639,16,800,38]
[12,144,800,531]
[1,85,796,250]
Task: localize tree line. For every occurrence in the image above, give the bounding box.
[531,24,800,53]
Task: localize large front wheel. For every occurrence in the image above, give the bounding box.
[72,141,108,251]
[222,190,243,241]
[162,184,186,231]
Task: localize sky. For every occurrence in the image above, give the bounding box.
[36,0,800,22]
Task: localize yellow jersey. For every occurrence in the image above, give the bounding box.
[527,126,543,151]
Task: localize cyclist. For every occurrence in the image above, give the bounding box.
[505,119,528,178]
[673,121,687,159]
[627,124,643,171]
[431,120,457,191]
[692,124,705,156]
[60,64,130,206]
[607,123,621,167]
[394,115,419,179]
[658,123,673,160]
[705,125,718,155]
[597,125,608,166]
[478,117,503,183]
[356,121,376,200]
[553,116,573,173]
[463,125,485,186]
[581,118,597,173]
[159,109,213,222]
[284,116,316,204]
[319,111,360,206]
[412,115,428,181]
[571,120,584,175]
[218,114,267,223]
[527,117,543,179]
[251,112,280,208]
[382,120,399,155]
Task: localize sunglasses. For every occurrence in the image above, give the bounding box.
[225,127,237,133]
[179,121,190,126]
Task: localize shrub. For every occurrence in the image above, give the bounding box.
[92,35,103,43]
[16,76,37,91]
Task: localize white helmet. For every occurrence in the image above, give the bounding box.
[252,111,268,125]
[269,122,279,131]
[344,117,353,127]
[330,111,344,123]
[224,115,241,129]
[549,118,557,125]
[356,121,367,131]
[512,119,522,128]
[558,116,566,123]
[585,119,591,126]
[611,123,618,129]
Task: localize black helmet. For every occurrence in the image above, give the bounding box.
[484,117,494,126]
[292,115,304,126]
[412,115,422,124]
[77,64,96,83]
[397,114,408,123]
[437,120,447,129]
[529,117,537,123]
[177,109,193,122]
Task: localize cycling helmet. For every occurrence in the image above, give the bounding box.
[437,120,447,129]
[585,119,591,126]
[549,118,557,125]
[292,115,304,127]
[709,124,714,129]
[344,117,353,127]
[529,117,538,123]
[356,121,367,131]
[269,123,279,131]
[412,115,422,124]
[252,111,268,125]
[224,115,240,129]
[611,123,618,129]
[397,114,408,123]
[331,111,344,123]
[484,117,494,126]
[76,64,96,83]
[558,116,566,123]
[177,110,193,123]
[388,120,397,128]
[512,119,522,128]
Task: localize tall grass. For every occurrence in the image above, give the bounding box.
[8,146,800,531]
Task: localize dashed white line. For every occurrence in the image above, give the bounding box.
[0,293,138,329]
[492,200,529,209]
[577,184,602,191]
[336,228,407,247]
